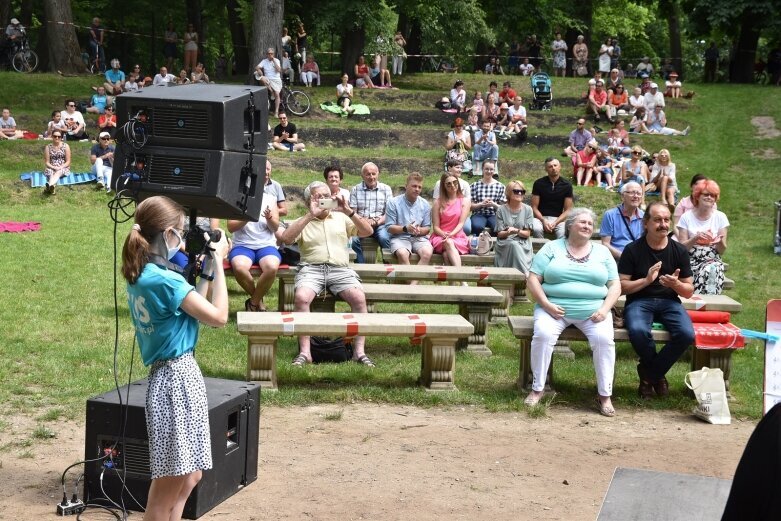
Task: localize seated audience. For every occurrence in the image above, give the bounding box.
[482,93,500,121]
[494,180,533,275]
[430,173,470,266]
[324,164,351,200]
[349,162,393,263]
[636,57,654,77]
[665,71,682,98]
[629,107,650,134]
[153,66,177,85]
[573,139,599,186]
[370,54,392,87]
[104,59,125,95]
[629,87,645,113]
[62,100,88,141]
[646,105,690,136]
[673,174,711,228]
[600,182,644,260]
[280,181,375,367]
[354,55,374,88]
[609,83,631,113]
[531,157,573,239]
[272,113,306,152]
[300,54,320,87]
[87,86,109,114]
[508,96,528,139]
[98,105,117,138]
[91,131,115,191]
[336,74,355,113]
[124,74,140,92]
[473,120,499,164]
[498,81,517,105]
[450,79,467,112]
[643,83,665,111]
[594,147,616,188]
[619,202,695,400]
[190,62,211,83]
[620,146,650,194]
[587,80,614,122]
[646,148,678,206]
[605,68,623,93]
[175,69,190,85]
[445,117,471,164]
[524,208,621,417]
[519,58,534,76]
[385,172,433,269]
[470,90,484,116]
[45,110,67,139]
[564,118,592,157]
[675,179,729,294]
[0,107,23,140]
[469,160,505,232]
[229,201,280,312]
[42,131,71,194]
[433,160,472,237]
[465,106,480,132]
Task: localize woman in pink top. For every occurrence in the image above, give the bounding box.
[430,173,470,266]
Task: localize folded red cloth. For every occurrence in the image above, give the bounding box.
[687,310,731,323]
[0,221,41,233]
[693,322,745,349]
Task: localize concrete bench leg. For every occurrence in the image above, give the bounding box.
[458,303,492,356]
[359,237,380,264]
[517,338,554,393]
[420,337,458,391]
[554,340,575,359]
[487,282,513,323]
[692,348,734,395]
[247,335,278,391]
[514,283,529,303]
[278,278,295,312]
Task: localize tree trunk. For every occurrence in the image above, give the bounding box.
[34,6,49,72]
[340,25,365,77]
[250,0,284,76]
[405,18,422,73]
[660,0,684,80]
[0,2,9,28]
[185,0,203,62]
[42,0,85,73]
[227,0,249,73]
[19,0,33,27]
[730,11,761,83]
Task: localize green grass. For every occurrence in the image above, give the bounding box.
[0,71,779,422]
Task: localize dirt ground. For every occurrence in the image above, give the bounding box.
[0,404,756,521]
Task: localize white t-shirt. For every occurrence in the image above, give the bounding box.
[677,210,730,239]
[519,63,534,76]
[257,58,281,80]
[153,73,176,85]
[508,105,527,122]
[433,178,471,201]
[650,162,678,189]
[337,83,353,97]
[63,110,85,133]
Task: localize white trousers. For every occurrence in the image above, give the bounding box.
[392,55,404,75]
[92,158,112,188]
[530,306,615,396]
[301,71,320,86]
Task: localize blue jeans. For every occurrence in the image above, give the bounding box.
[470,214,496,234]
[624,297,695,381]
[351,225,391,263]
[473,144,499,162]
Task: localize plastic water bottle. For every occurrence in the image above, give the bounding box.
[469,235,479,255]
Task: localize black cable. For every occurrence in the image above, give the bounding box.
[76,503,123,521]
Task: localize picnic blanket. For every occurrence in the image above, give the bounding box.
[319,101,370,117]
[0,221,41,233]
[20,171,97,188]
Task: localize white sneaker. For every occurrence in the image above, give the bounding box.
[96,180,105,189]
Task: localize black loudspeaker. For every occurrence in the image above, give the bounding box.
[84,377,260,519]
[112,146,265,220]
[114,84,268,152]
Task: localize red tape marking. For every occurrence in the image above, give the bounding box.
[477,269,489,281]
[434,266,447,282]
[407,315,427,342]
[345,321,359,338]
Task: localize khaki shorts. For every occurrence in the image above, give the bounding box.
[295,264,362,296]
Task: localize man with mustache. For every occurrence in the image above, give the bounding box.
[618,201,695,399]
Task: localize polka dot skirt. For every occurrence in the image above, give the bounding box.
[146,352,213,479]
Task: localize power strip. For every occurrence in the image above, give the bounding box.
[56,499,85,516]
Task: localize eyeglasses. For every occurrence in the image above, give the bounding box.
[512,189,526,195]
[624,191,642,196]
[701,192,716,198]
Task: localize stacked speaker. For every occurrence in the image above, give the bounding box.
[112,84,269,220]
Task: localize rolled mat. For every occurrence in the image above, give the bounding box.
[687,310,731,323]
[20,172,97,188]
[0,221,41,233]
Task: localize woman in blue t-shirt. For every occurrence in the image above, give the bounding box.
[122,196,229,521]
[524,208,621,417]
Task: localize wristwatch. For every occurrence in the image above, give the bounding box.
[403,225,408,233]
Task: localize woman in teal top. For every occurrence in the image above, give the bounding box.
[524,207,621,417]
[122,196,229,521]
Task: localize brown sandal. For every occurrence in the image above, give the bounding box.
[245,298,263,312]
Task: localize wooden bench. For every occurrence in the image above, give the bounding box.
[237,312,473,391]
[304,283,503,355]
[278,264,524,321]
[510,293,742,393]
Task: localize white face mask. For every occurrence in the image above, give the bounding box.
[166,229,183,260]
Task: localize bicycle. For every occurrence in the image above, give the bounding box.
[5,30,39,73]
[754,60,768,85]
[271,79,311,116]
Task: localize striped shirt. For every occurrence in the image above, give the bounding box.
[349,181,393,219]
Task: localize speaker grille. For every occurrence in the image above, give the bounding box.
[148,155,206,187]
[123,441,151,475]
[150,106,210,139]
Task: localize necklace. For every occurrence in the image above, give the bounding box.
[565,242,592,263]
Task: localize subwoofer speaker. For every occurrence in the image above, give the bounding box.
[114,84,268,152]
[83,377,260,519]
[112,145,265,221]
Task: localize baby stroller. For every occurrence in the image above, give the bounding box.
[530,71,553,110]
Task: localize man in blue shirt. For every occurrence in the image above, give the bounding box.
[600,181,644,260]
[385,172,433,267]
[104,58,125,95]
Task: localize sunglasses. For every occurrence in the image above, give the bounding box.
[52,134,62,138]
[444,181,459,187]
[512,189,526,195]
[632,151,641,155]
[67,104,75,107]
[100,137,110,141]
